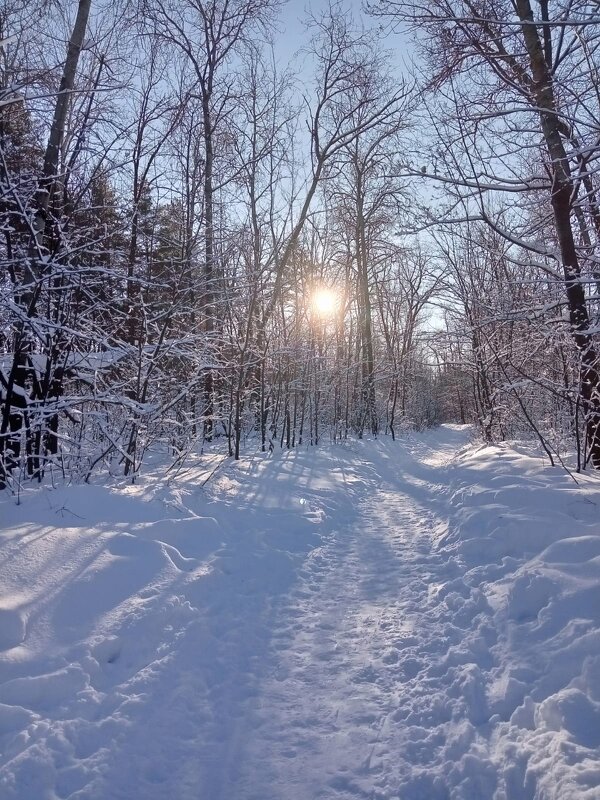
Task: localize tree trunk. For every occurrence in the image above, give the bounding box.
[202,88,215,439]
[1,0,92,487]
[516,0,600,466]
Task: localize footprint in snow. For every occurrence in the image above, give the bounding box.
[0,607,26,650]
[92,636,122,665]
[401,657,423,680]
[382,648,400,665]
[352,664,378,683]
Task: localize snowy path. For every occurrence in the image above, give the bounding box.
[2,426,600,800]
[228,429,497,800]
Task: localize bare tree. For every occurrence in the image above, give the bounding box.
[145,0,278,438]
[374,0,600,466]
[0,0,92,485]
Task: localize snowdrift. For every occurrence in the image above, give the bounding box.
[439,442,600,799]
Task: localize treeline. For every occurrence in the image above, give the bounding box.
[1,0,600,487]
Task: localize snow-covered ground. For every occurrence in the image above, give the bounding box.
[1,425,599,800]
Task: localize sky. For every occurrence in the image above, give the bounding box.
[278,0,369,39]
[272,0,412,78]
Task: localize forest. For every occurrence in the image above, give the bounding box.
[2,0,600,489]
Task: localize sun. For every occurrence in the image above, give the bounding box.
[312,287,338,318]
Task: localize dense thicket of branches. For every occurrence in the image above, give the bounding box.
[1,0,600,488]
[375,0,600,468]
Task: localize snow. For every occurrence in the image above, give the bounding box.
[1,425,600,799]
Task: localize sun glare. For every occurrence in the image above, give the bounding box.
[312,287,338,318]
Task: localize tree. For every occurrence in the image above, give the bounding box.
[145,0,278,438]
[0,0,92,486]
[374,0,600,466]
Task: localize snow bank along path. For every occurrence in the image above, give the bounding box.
[1,425,600,799]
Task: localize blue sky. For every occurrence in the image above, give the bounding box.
[273,1,411,81]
